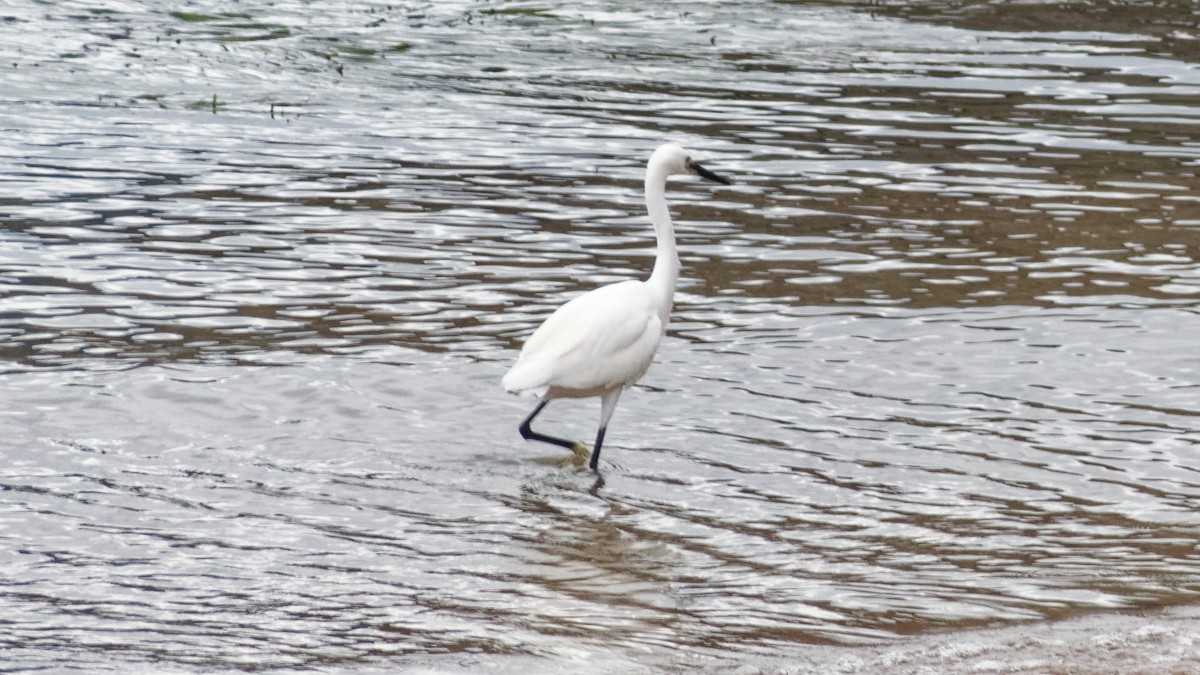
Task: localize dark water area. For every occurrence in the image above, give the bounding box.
[2,1,1200,672]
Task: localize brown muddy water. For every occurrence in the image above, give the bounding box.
[3,1,1200,673]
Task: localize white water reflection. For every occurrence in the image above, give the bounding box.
[2,304,1198,668]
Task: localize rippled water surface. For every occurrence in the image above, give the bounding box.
[3,1,1200,672]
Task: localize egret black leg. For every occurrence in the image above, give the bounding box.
[518,400,578,451]
[587,425,607,471]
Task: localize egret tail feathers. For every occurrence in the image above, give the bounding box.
[502,357,553,397]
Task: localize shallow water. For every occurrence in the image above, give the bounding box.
[3,1,1200,672]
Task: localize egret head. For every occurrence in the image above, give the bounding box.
[650,143,731,185]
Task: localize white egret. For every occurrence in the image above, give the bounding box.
[503,143,729,470]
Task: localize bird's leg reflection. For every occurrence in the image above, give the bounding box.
[519,399,590,458]
[588,471,606,494]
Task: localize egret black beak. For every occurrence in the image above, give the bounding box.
[689,160,731,185]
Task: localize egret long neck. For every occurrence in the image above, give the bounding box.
[644,171,679,322]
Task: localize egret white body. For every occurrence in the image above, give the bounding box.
[503,143,729,470]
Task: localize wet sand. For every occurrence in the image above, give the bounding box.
[400,607,1200,674]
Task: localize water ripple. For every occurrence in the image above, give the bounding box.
[4,0,1200,671]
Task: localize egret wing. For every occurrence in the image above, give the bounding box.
[503,280,664,396]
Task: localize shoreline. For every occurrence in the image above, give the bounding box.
[394,605,1200,674]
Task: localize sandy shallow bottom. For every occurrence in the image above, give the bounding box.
[395,606,1200,674]
[757,607,1200,675]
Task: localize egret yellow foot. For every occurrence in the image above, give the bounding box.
[570,441,591,461]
